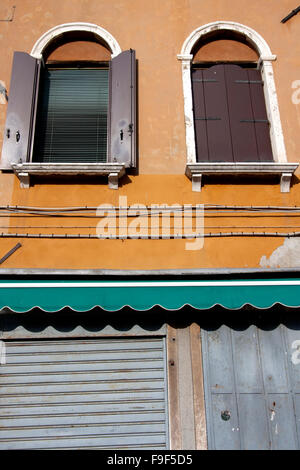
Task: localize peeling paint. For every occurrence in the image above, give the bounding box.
[185,115,191,126]
[0,80,6,104]
[0,341,6,365]
[260,238,300,268]
[20,13,33,23]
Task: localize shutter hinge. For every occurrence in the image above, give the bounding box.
[192,79,218,83]
[240,119,269,123]
[235,80,263,84]
[195,117,221,121]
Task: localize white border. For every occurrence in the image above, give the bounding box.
[178,21,287,165]
[1,280,300,288]
[30,22,122,59]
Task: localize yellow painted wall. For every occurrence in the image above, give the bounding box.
[0,0,299,270]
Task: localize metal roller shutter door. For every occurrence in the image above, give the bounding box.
[0,337,169,450]
[201,321,300,450]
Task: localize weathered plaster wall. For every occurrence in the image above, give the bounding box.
[0,0,299,269]
[260,239,300,268]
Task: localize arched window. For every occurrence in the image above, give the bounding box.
[178,22,298,192]
[1,23,136,189]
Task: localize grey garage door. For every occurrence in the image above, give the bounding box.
[0,337,169,450]
[201,320,300,449]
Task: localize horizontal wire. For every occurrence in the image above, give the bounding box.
[2,225,300,230]
[0,212,300,220]
[2,204,300,214]
[0,232,298,239]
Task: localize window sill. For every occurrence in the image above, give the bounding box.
[11,162,126,189]
[186,162,299,193]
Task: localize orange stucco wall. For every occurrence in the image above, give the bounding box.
[0,0,300,270]
[193,39,259,63]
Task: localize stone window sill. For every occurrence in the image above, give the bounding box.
[11,162,126,189]
[186,162,299,193]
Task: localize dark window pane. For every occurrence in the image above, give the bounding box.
[33,68,109,163]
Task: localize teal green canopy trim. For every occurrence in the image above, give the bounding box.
[1,279,300,312]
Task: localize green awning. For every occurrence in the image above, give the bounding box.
[1,278,300,312]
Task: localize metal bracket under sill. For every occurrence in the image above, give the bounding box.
[185,162,299,193]
[11,163,126,190]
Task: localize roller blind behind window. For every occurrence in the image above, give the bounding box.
[33,68,109,163]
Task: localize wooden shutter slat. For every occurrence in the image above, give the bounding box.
[192,69,209,162]
[247,69,273,162]
[1,52,39,169]
[224,64,259,162]
[203,65,233,162]
[109,49,136,167]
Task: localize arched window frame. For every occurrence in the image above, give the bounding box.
[178,21,298,192]
[30,22,122,59]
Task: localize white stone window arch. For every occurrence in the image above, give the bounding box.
[31,22,122,59]
[178,21,298,192]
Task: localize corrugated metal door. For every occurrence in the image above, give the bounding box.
[0,337,169,450]
[201,322,300,449]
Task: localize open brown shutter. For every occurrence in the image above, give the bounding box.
[192,65,233,162]
[1,52,40,169]
[109,49,136,167]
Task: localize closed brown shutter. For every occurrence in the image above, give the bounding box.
[192,65,233,162]
[192,69,209,161]
[192,64,273,163]
[225,64,259,162]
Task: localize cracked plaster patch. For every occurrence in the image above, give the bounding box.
[260,238,300,268]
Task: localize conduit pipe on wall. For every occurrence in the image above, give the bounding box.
[0,232,300,240]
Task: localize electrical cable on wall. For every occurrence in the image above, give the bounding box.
[0,231,299,240]
[281,5,300,23]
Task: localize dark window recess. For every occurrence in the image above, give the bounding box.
[33,67,109,163]
[191,64,273,163]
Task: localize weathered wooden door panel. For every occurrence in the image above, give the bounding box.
[202,321,300,450]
